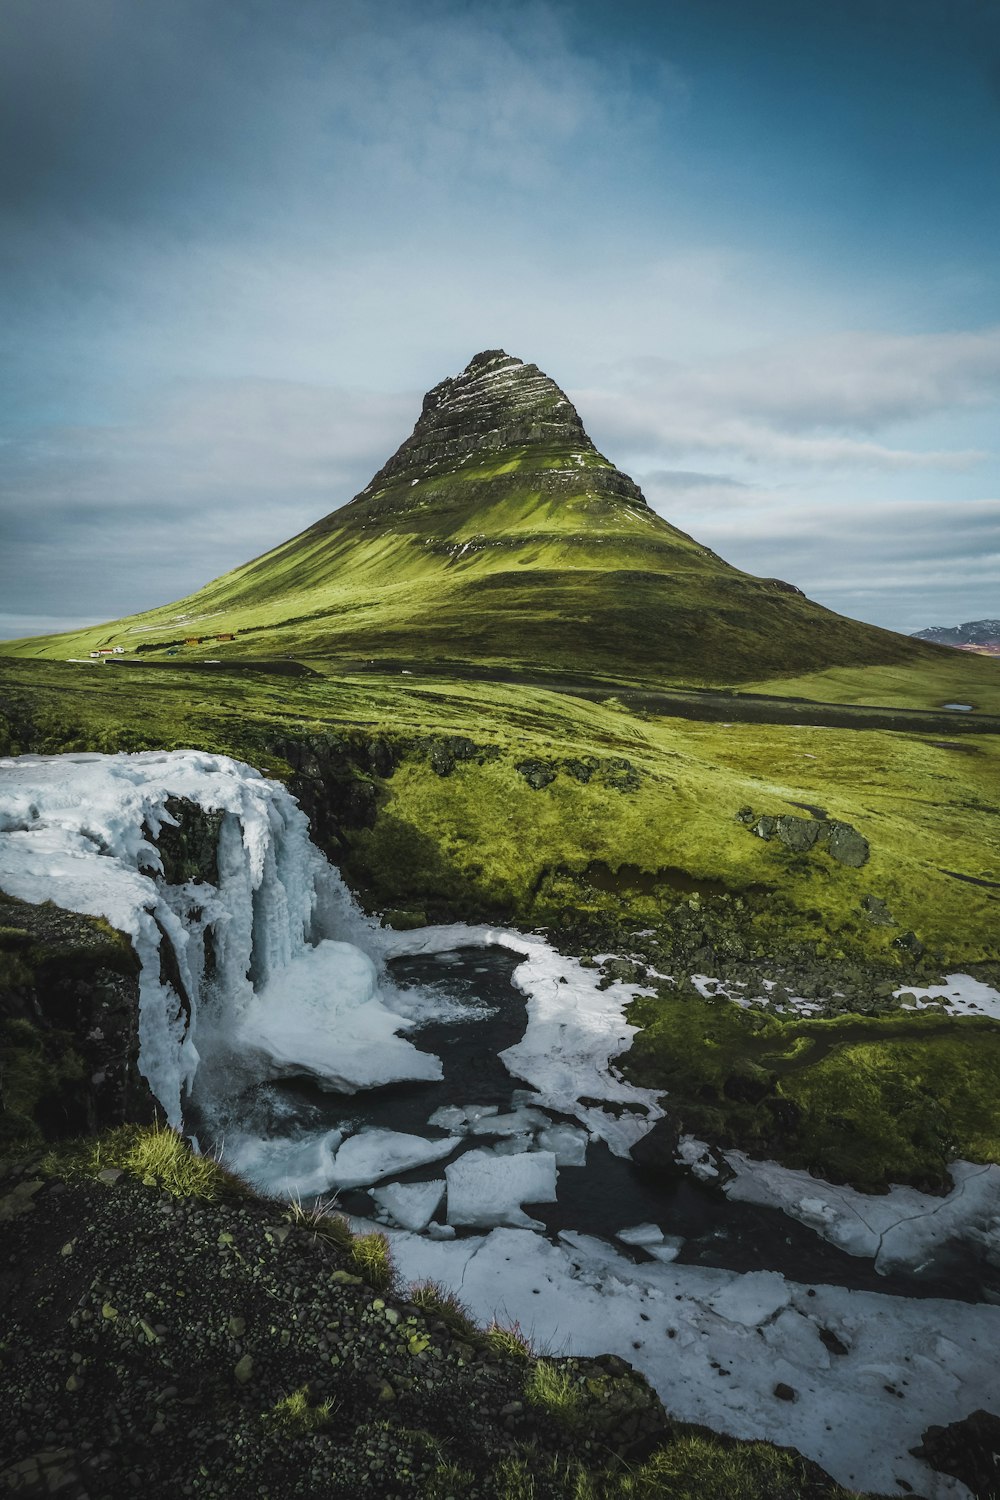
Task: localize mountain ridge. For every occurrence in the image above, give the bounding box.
[913,618,1000,653]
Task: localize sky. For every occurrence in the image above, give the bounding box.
[1,0,998,639]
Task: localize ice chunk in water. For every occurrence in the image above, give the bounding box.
[617,1222,664,1247]
[537,1123,588,1166]
[330,1129,461,1190]
[427,1104,471,1133]
[428,1103,500,1134]
[486,1135,534,1156]
[469,1106,549,1136]
[372,1180,445,1232]
[224,1128,344,1198]
[647,1237,684,1264]
[446,1148,557,1229]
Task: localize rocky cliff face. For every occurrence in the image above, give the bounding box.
[313,348,649,538]
[364,349,603,486]
[0,893,157,1145]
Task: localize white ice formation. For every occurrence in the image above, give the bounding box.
[0,751,437,1130]
[0,751,661,1182]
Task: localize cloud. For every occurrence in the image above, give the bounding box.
[673,496,1000,633]
[639,469,748,491]
[0,379,415,620]
[573,328,1000,475]
[607,329,1000,431]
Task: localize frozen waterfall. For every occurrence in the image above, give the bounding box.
[0,750,440,1128]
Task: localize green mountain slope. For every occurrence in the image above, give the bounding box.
[3,350,959,688]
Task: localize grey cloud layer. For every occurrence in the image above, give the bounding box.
[575,329,1000,472]
[0,381,414,621]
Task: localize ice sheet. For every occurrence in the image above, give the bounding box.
[385,1224,1000,1499]
[445,1148,558,1228]
[223,1128,344,1198]
[724,1152,1000,1273]
[329,1128,461,1190]
[372,1179,445,1231]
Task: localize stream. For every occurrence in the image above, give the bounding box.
[203,945,991,1304]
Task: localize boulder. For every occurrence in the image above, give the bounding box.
[914,1408,1000,1498]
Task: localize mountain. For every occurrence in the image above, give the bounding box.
[5,350,949,686]
[913,619,1000,656]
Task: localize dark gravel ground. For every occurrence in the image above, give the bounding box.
[0,1154,669,1500]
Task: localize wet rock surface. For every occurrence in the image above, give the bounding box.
[154,799,224,886]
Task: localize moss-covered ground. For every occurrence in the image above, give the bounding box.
[621,987,1000,1192]
[2,651,998,1193]
[1,657,997,969]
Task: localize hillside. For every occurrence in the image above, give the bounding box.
[1,350,962,690]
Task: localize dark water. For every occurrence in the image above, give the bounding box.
[224,947,994,1304]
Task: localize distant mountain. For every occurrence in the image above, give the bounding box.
[913,620,1000,655]
[5,350,949,686]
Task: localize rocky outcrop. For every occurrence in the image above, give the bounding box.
[914,1408,1000,1498]
[0,894,157,1145]
[357,350,646,500]
[737,807,869,868]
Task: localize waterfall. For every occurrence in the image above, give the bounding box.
[0,749,434,1129]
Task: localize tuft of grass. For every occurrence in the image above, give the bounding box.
[40,1123,239,1200]
[492,1454,597,1500]
[606,1434,847,1499]
[486,1317,535,1360]
[525,1360,585,1428]
[426,1461,477,1498]
[408,1279,479,1338]
[265,1384,336,1433]
[284,1195,354,1250]
[349,1230,397,1293]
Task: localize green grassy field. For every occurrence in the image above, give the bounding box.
[2,657,997,969]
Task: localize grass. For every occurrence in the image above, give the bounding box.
[486,1318,535,1360]
[349,1230,397,1293]
[435,1436,869,1499]
[525,1361,586,1429]
[0,654,997,966]
[622,989,1000,1190]
[408,1280,480,1339]
[602,1435,863,1499]
[33,1123,240,1199]
[265,1384,336,1433]
[284,1195,354,1250]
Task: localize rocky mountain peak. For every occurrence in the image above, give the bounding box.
[361,349,598,494]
